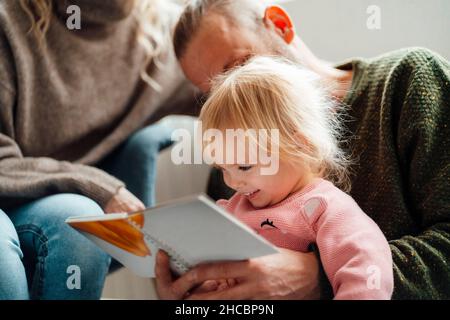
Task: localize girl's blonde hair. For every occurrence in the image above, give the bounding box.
[19,0,177,90]
[199,56,352,191]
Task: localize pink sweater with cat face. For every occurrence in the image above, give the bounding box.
[217,178,394,300]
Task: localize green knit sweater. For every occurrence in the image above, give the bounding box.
[335,47,450,299]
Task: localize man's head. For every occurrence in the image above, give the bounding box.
[173,0,298,93]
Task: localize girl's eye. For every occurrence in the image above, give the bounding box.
[238,165,253,172]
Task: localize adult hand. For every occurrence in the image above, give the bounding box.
[155,248,321,300]
[104,187,145,213]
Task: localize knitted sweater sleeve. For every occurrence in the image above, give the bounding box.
[0,19,127,210]
[0,78,124,209]
[310,197,393,300]
[389,49,450,299]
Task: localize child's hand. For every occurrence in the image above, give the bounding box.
[190,279,237,295]
[217,278,237,291]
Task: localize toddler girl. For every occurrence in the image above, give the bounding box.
[198,56,393,299]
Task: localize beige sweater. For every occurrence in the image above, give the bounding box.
[0,0,197,209]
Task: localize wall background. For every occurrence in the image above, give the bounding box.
[277,0,449,61]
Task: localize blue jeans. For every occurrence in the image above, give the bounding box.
[0,123,173,299]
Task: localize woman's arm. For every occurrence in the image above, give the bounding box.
[0,133,125,209]
[0,84,130,209]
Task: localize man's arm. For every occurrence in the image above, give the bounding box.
[314,49,450,300]
[390,49,450,299]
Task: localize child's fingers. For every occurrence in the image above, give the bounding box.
[217,278,237,291]
[217,280,229,291]
[191,280,219,294]
[226,278,237,287]
[171,260,250,297]
[187,282,258,300]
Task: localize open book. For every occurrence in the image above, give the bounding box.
[65,194,278,277]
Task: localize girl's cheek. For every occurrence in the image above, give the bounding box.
[249,174,267,188]
[259,175,277,190]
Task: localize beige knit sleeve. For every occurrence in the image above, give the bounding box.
[0,134,125,209]
[0,89,124,209]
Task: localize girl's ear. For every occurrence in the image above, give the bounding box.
[263,5,296,44]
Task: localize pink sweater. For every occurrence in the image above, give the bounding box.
[217,178,393,300]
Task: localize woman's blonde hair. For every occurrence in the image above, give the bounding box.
[199,56,352,191]
[19,0,177,90]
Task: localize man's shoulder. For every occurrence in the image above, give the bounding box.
[377,48,449,100]
[375,47,444,62]
[362,48,450,135]
[348,47,449,104]
[366,47,449,77]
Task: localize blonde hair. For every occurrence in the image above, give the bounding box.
[199,56,352,191]
[19,0,177,90]
[19,0,52,44]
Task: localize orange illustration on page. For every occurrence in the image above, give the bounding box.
[68,213,151,257]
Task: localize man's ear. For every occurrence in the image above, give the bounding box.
[263,5,295,44]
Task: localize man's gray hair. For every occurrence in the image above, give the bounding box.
[173,0,265,60]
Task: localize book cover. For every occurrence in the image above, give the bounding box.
[66,194,278,277]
